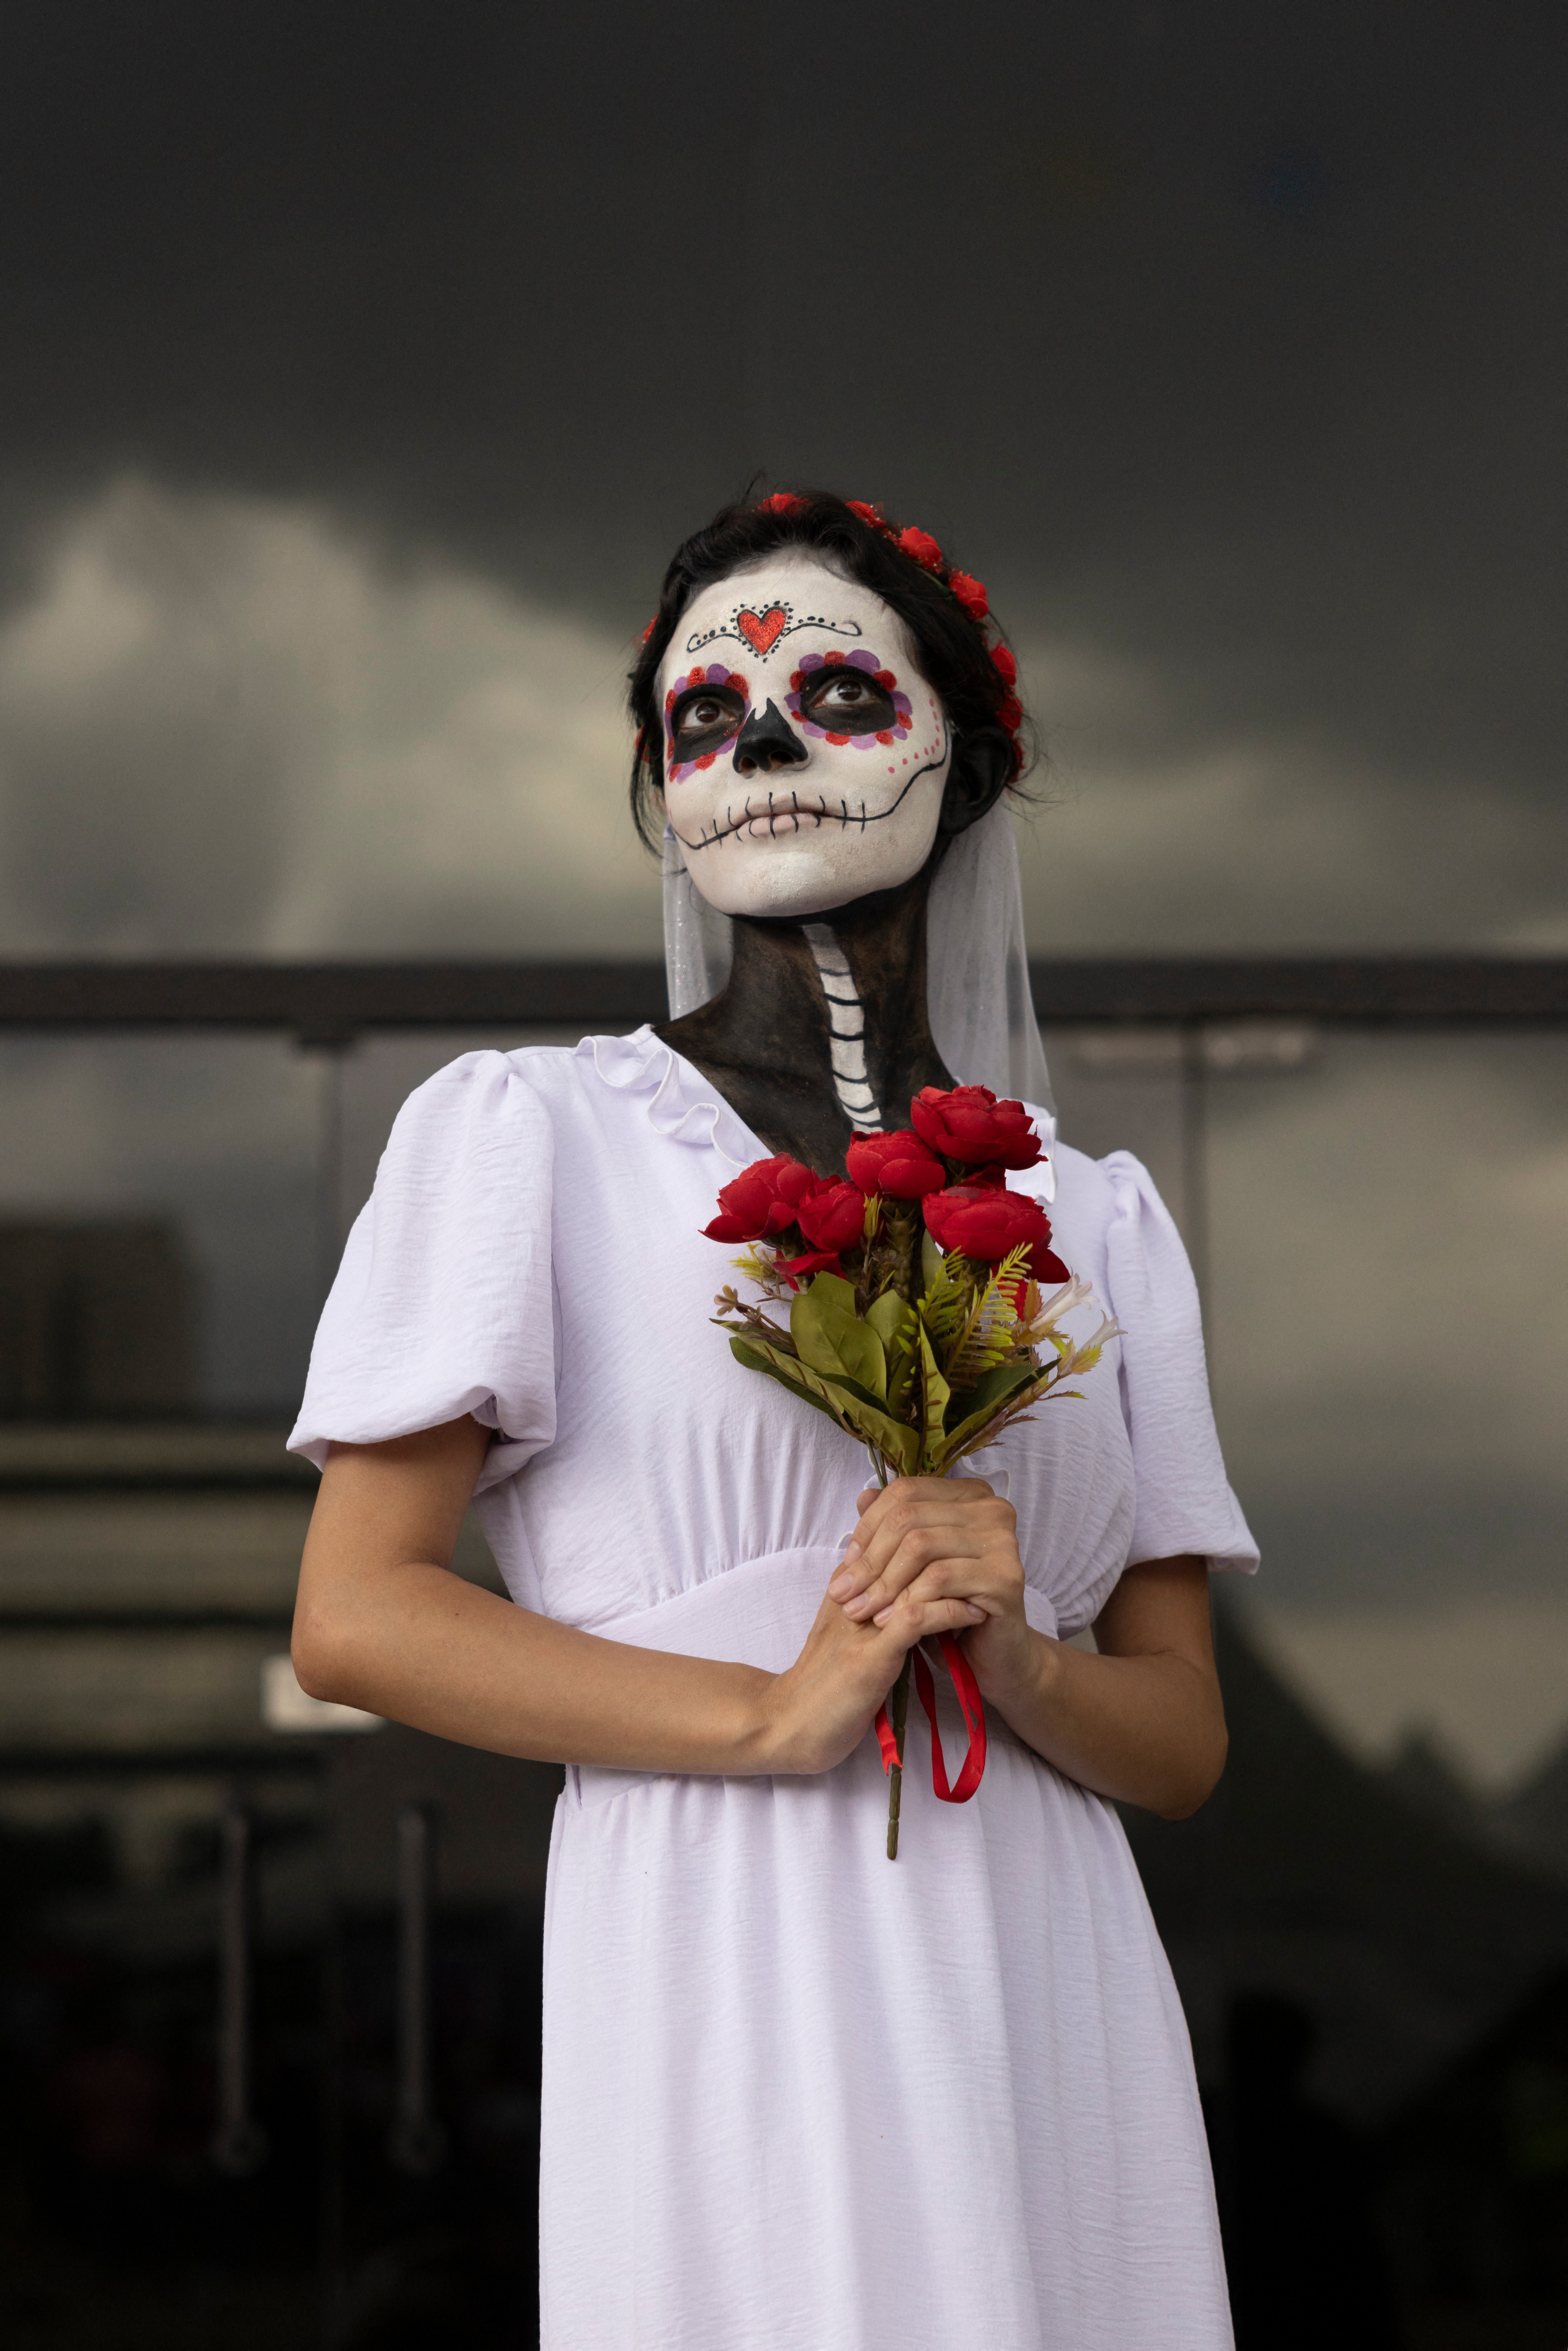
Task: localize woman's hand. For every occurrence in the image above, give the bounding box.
[827,1477,1228,1817]
[761,1571,987,1777]
[826,1476,1035,1703]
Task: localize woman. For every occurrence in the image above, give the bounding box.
[291,490,1257,2350]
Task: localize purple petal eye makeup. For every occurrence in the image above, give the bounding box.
[786,650,913,751]
[665,663,750,780]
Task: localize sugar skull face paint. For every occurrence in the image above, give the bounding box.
[659,554,952,921]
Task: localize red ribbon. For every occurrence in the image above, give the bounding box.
[874,1636,988,1805]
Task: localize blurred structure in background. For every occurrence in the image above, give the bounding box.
[0,963,1564,2349]
[0,1221,194,1421]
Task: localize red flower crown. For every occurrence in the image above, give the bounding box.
[644,492,1025,778]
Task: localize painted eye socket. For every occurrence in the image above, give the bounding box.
[671,687,744,748]
[801,671,897,726]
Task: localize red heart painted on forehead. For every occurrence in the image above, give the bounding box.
[736,605,787,655]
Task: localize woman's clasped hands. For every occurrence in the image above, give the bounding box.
[830,1475,1034,1701]
[759,1476,1036,1780]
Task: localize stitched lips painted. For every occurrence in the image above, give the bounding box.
[735,605,788,655]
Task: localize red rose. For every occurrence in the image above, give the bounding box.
[796,1180,869,1253]
[998,692,1024,733]
[845,1128,947,1200]
[909,1085,1044,1170]
[775,1247,842,1288]
[949,570,989,622]
[846,499,887,532]
[702,1154,821,1243]
[991,644,1018,688]
[757,490,805,515]
[897,525,945,572]
[922,1186,1069,1284]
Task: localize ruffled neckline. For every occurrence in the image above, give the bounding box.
[581,1026,1059,1197]
[578,1025,761,1171]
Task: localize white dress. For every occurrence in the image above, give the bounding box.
[291,1025,1258,2351]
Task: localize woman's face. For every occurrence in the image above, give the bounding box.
[656,552,952,920]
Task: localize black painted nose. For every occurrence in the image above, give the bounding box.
[732,698,808,778]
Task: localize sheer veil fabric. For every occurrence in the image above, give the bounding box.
[660,800,1057,1188]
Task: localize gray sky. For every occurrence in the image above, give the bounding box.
[0,1,1562,1785]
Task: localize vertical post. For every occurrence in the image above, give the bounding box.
[388,1803,446,2177]
[312,1038,351,1311]
[1180,1022,1212,1338]
[212,1802,268,2175]
[319,1894,346,2347]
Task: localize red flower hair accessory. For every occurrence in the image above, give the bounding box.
[753,493,1024,777]
[896,525,945,572]
[948,571,989,621]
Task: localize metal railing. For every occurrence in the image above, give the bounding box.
[1,954,1565,1034]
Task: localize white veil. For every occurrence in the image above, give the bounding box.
[661,801,1057,1165]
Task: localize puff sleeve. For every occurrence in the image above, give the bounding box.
[288,1051,556,1494]
[1099,1150,1258,1577]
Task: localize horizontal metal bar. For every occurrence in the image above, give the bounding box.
[0,1424,314,1492]
[0,957,1564,1032]
[1029,957,1568,1025]
[0,1745,327,1778]
[0,1468,313,1495]
[0,1609,294,1633]
[0,960,667,1035]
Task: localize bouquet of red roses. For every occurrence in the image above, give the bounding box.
[703,1084,1116,1855]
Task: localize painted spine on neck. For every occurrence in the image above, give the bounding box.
[802,924,882,1133]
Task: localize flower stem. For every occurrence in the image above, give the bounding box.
[885,1652,912,1860]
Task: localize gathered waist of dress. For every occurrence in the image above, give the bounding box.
[569,1547,839,1677]
[558,1546,1061,1811]
[567,1543,1062,1669]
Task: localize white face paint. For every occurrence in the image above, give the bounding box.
[656,553,952,920]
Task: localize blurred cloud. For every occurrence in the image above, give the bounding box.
[0,478,661,959]
[1012,634,1568,952]
[3,476,1565,963]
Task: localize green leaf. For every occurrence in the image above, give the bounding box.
[866,1290,913,1350]
[728,1335,857,1431]
[916,1324,952,1472]
[804,1271,858,1318]
[731,1334,919,1475]
[934,1359,1041,1458]
[867,1289,918,1415]
[791,1276,888,1400]
[967,1356,1041,1420]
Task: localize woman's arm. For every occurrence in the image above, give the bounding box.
[827,1478,1227,1819]
[291,1417,985,1778]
